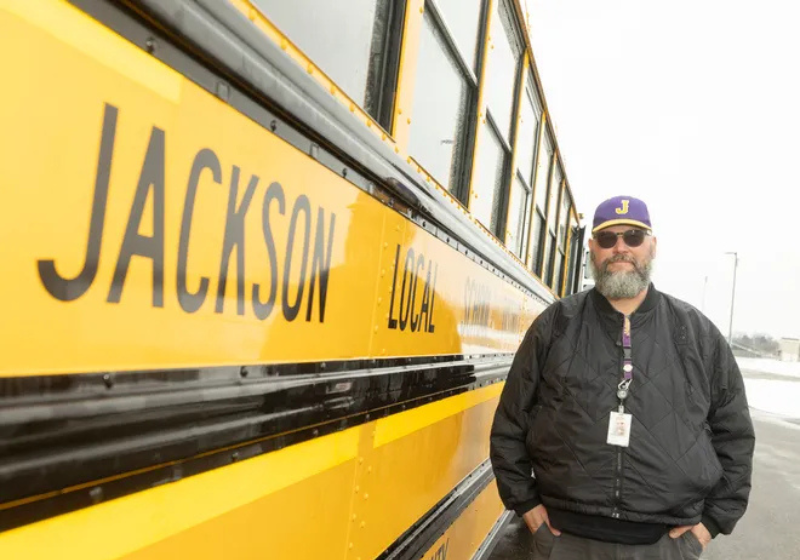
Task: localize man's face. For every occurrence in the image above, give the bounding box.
[588,225,657,299]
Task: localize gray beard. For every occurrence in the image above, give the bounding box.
[590,254,653,299]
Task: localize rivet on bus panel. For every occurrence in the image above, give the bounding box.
[360,522,367,529]
[407,118,411,124]
[378,297,383,304]
[364,494,369,500]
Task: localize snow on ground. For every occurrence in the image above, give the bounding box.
[736,357,800,379]
[732,358,800,418]
[743,379,800,419]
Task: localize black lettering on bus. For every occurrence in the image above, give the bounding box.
[253,182,284,320]
[398,248,415,331]
[215,166,258,315]
[387,244,401,330]
[282,195,311,321]
[178,148,221,313]
[409,254,425,332]
[306,207,336,322]
[419,264,431,332]
[427,262,437,333]
[38,103,118,301]
[107,126,166,306]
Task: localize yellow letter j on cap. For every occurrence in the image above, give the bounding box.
[615,200,630,215]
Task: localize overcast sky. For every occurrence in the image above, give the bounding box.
[525,0,800,340]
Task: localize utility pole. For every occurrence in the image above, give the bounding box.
[725,252,739,344]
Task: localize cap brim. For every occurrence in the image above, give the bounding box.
[592,219,652,234]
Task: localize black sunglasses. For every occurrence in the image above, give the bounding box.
[594,229,651,249]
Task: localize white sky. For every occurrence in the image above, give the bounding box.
[526,0,800,340]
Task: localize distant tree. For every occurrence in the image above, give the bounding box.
[734,332,780,357]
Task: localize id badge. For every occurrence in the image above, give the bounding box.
[607,411,632,447]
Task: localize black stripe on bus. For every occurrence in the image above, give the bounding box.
[66,0,553,306]
[0,355,511,533]
[379,460,496,560]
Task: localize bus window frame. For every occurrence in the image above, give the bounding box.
[503,61,543,262]
[248,0,407,133]
[466,0,524,238]
[403,0,488,201]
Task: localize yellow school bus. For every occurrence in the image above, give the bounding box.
[0,0,584,558]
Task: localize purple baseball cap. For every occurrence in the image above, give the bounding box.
[592,196,652,234]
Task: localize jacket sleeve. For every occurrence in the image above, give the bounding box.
[489,310,551,516]
[701,331,756,537]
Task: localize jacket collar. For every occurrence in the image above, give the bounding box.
[590,283,660,318]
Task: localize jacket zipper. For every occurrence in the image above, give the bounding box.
[613,316,628,518]
[612,446,623,518]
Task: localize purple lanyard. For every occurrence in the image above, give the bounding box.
[617,316,633,409]
[622,316,633,381]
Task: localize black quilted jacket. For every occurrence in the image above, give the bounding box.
[490,285,755,536]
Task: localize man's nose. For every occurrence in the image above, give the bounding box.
[612,236,629,252]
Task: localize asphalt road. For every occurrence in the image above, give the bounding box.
[488,393,800,559]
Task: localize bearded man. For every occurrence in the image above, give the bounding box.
[489,196,755,559]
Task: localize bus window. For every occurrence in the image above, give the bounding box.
[506,75,542,260]
[530,128,553,276]
[252,0,403,129]
[472,121,506,231]
[565,211,582,295]
[408,5,478,192]
[556,189,571,294]
[543,160,563,287]
[483,0,522,141]
[471,0,522,235]
[433,0,484,70]
[507,174,531,259]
